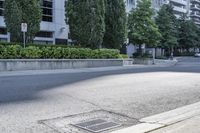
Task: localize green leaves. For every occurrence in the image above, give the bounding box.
[66,0,106,49]
[4,0,42,43]
[128,0,161,48]
[178,15,199,51]
[0,44,120,59]
[155,4,178,49]
[103,0,127,49]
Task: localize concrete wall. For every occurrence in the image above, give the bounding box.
[0,59,133,72]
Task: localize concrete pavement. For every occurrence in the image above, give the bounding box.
[0,57,200,133]
[112,101,200,133]
[151,115,200,133]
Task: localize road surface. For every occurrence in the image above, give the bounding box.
[0,57,200,133]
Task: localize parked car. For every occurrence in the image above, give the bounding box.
[194,53,200,57]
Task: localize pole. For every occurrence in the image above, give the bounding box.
[23,32,26,48]
[153,48,155,65]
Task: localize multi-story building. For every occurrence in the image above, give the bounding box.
[0,0,69,44]
[125,0,189,18]
[125,0,166,12]
[167,0,189,18]
[190,0,200,26]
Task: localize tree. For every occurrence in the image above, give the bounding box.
[103,0,127,49]
[178,15,199,52]
[4,0,42,43]
[128,0,161,55]
[155,4,178,57]
[66,0,106,49]
[4,0,22,42]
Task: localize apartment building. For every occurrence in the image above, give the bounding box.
[190,0,200,26]
[0,0,69,44]
[167,0,189,18]
[125,0,189,18]
[125,0,166,12]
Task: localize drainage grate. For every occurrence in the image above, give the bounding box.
[72,119,121,133]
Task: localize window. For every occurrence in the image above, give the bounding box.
[41,0,53,22]
[0,0,4,16]
[0,28,7,35]
[35,31,53,38]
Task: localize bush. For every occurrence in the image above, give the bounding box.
[20,46,42,59]
[118,54,128,59]
[0,43,120,59]
[1,45,22,59]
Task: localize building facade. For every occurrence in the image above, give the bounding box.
[0,0,69,44]
[190,0,200,26]
[167,0,189,18]
[125,0,190,18]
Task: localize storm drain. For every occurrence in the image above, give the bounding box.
[72,119,121,133]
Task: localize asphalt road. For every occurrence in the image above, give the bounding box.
[0,57,200,133]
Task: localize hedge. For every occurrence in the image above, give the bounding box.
[0,44,121,59]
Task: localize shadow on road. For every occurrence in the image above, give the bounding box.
[0,57,200,104]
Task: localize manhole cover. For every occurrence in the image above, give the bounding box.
[40,110,138,133]
[72,119,121,133]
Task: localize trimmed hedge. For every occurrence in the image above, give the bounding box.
[0,44,120,59]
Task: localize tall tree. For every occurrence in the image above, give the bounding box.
[4,0,22,42]
[103,0,127,49]
[4,0,42,43]
[66,0,106,49]
[128,0,161,55]
[178,15,198,52]
[155,4,178,57]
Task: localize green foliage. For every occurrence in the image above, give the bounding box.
[1,45,21,59]
[128,0,161,55]
[118,54,128,59]
[178,15,199,51]
[4,0,22,42]
[103,0,127,49]
[66,0,106,49]
[155,4,178,51]
[0,43,120,59]
[4,0,42,43]
[20,46,42,59]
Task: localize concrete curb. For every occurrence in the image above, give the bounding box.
[111,102,200,133]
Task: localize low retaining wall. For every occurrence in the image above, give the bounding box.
[133,58,177,66]
[154,59,178,66]
[133,58,153,65]
[0,59,133,71]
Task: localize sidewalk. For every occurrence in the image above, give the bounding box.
[111,102,200,133]
[151,115,200,133]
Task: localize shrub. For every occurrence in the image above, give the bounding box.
[0,43,121,59]
[1,45,22,59]
[20,46,42,59]
[118,54,128,59]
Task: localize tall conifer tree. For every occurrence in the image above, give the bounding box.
[66,0,106,48]
[103,0,127,49]
[4,0,42,43]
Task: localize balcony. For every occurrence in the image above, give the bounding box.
[173,6,187,13]
[170,0,187,6]
[191,0,200,4]
[190,12,200,18]
[191,5,200,11]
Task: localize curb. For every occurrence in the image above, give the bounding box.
[111,102,200,133]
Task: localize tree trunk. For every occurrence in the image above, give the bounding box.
[170,46,174,60]
[138,44,142,56]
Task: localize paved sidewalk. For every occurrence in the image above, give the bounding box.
[151,115,200,133]
[112,102,200,133]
